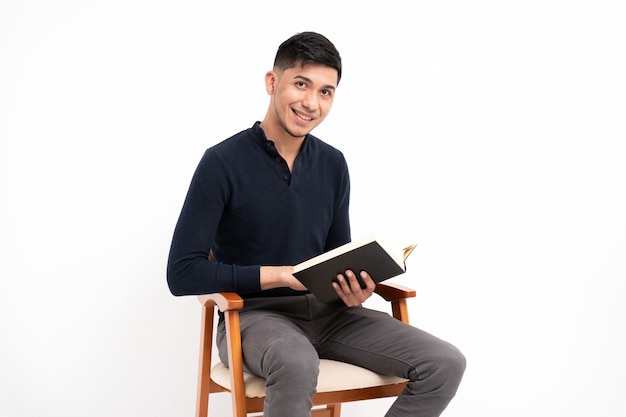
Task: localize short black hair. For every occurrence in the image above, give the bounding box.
[273,32,342,85]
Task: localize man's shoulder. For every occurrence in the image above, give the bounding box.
[209,127,253,151]
[199,126,257,161]
[306,134,346,163]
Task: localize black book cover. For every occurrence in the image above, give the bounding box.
[293,240,410,303]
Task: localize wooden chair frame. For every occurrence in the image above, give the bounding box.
[196,282,416,417]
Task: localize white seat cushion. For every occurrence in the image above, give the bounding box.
[211,359,408,398]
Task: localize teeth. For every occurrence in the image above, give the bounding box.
[295,111,312,121]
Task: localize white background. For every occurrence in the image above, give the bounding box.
[1,1,625,416]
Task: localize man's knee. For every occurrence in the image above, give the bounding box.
[443,344,466,385]
[264,338,320,383]
[410,342,466,395]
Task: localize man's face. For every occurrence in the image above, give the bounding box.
[266,63,338,139]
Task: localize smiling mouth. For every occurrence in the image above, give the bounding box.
[294,109,313,122]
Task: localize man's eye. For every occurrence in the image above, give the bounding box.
[321,89,332,96]
[296,81,306,88]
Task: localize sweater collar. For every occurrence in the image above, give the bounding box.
[251,121,310,154]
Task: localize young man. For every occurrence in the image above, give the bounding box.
[167,32,465,417]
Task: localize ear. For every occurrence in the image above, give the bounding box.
[264,70,277,95]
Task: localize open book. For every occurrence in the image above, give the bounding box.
[293,235,417,303]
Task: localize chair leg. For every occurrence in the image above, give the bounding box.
[196,304,214,417]
[224,310,247,417]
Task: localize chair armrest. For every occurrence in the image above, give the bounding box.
[374,282,416,301]
[374,282,416,324]
[197,284,415,311]
[198,292,244,312]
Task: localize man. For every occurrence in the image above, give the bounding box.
[167,31,465,417]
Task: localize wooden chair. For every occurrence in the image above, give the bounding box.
[196,282,416,417]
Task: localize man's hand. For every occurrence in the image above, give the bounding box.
[332,270,376,307]
[260,266,307,291]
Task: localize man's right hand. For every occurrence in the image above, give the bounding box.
[260,266,307,291]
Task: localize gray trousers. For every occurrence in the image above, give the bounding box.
[217,294,465,417]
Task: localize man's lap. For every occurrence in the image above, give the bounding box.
[216,294,452,381]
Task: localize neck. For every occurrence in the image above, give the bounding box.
[259,120,304,172]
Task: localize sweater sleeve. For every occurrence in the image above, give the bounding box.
[166,149,261,296]
[323,155,352,251]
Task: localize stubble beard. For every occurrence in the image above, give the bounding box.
[275,104,309,140]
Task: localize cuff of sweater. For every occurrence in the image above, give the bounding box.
[235,264,262,294]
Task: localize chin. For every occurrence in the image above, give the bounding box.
[285,126,312,139]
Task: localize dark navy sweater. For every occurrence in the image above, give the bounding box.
[167,122,352,298]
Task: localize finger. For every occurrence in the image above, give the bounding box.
[332,277,355,306]
[333,274,362,306]
[333,274,352,296]
[360,271,376,292]
[344,270,363,292]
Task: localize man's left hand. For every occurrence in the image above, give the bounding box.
[332,270,375,306]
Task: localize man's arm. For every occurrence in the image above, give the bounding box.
[260,266,307,291]
[166,149,260,296]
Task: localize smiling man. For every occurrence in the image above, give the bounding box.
[167,32,465,417]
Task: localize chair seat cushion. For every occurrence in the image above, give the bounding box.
[211,359,409,398]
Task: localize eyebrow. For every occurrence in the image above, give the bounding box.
[293,75,336,91]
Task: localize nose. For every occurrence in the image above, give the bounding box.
[302,90,318,109]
